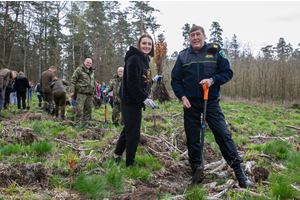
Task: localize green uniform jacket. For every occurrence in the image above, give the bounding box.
[70,64,97,96]
[106,74,122,103]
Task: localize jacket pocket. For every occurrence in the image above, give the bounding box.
[203,62,216,77]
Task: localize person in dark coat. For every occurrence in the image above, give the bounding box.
[13,71,30,110]
[40,66,56,114]
[50,77,69,120]
[0,69,18,121]
[112,33,162,167]
[3,81,13,109]
[171,25,253,188]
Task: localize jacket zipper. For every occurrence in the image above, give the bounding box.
[197,53,200,98]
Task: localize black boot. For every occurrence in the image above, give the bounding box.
[189,163,203,185]
[233,164,253,188]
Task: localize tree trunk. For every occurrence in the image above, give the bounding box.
[7,1,21,68]
[2,1,9,69]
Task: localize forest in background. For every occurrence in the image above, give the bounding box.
[1,1,300,103]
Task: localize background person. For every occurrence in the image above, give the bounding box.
[40,66,56,114]
[69,58,97,129]
[3,81,13,110]
[0,69,18,121]
[10,79,17,106]
[171,25,253,188]
[100,82,107,101]
[113,33,160,167]
[13,71,30,110]
[34,83,43,108]
[103,67,124,126]
[28,81,33,100]
[50,77,69,120]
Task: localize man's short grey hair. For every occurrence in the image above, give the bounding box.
[189,25,205,36]
[12,71,18,77]
[118,67,124,71]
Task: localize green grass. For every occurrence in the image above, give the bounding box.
[0,143,23,156]
[263,140,292,160]
[74,173,107,199]
[30,140,53,155]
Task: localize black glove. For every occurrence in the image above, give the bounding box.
[0,88,2,92]
[207,42,218,54]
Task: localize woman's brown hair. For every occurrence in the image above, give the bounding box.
[136,33,155,57]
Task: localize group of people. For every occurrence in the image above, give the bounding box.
[0,25,254,189]
[0,69,35,117]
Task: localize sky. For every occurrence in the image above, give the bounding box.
[119,1,300,57]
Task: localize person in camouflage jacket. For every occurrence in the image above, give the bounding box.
[69,58,97,129]
[104,67,123,126]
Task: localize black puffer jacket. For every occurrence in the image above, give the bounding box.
[119,46,152,108]
[13,76,30,92]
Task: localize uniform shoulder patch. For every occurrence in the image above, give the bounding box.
[219,50,227,59]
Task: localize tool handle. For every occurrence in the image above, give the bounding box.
[202,84,209,100]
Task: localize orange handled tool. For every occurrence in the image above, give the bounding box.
[202,83,209,100]
[189,83,209,186]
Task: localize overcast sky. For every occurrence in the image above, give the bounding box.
[119,1,300,57]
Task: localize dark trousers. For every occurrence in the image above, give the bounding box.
[184,98,243,168]
[37,94,43,107]
[53,92,66,117]
[114,103,142,167]
[0,90,4,114]
[43,92,53,114]
[109,96,114,108]
[17,91,27,109]
[4,92,10,109]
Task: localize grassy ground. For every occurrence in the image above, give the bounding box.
[0,95,300,199]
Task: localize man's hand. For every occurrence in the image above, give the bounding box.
[70,93,74,97]
[181,96,191,109]
[143,98,156,109]
[93,95,97,98]
[199,78,213,88]
[153,75,164,83]
[103,90,107,94]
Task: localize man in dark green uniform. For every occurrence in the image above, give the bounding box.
[69,58,97,129]
[103,67,123,127]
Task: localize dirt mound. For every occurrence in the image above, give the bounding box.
[78,128,111,140]
[253,166,269,182]
[1,126,38,144]
[0,163,51,188]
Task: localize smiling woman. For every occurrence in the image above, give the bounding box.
[113,33,156,167]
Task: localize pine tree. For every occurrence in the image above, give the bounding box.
[182,23,190,49]
[274,37,293,61]
[127,1,160,39]
[229,34,239,61]
[209,21,223,46]
[261,45,274,60]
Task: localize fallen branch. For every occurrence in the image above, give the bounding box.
[231,188,262,197]
[245,161,256,175]
[291,184,300,192]
[285,125,300,131]
[54,138,92,151]
[207,180,236,199]
[204,159,226,170]
[148,147,175,161]
[141,133,184,154]
[249,135,291,141]
[212,179,236,192]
